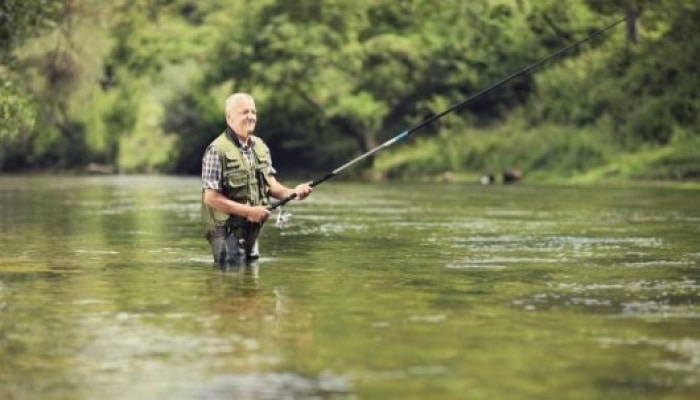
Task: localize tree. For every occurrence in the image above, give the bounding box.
[205,0,544,172]
[0,0,66,170]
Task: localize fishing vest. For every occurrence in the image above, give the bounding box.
[202,130,272,231]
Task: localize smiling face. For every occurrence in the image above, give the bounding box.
[225,94,257,141]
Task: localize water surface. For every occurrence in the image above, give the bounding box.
[0,176,698,399]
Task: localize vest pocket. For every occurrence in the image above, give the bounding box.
[223,152,242,170]
[225,171,248,203]
[223,153,248,189]
[226,170,248,187]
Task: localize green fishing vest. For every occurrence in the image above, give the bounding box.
[202,130,272,231]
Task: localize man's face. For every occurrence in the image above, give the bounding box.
[227,97,257,137]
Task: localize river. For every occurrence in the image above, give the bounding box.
[0,175,698,399]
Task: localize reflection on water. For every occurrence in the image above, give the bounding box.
[0,176,699,399]
[193,372,352,400]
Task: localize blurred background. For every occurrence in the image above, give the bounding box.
[1,0,698,183]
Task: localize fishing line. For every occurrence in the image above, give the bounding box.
[269,16,626,211]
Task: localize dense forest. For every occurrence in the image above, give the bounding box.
[1,0,698,182]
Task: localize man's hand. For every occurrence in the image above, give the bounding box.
[246,205,271,223]
[293,182,313,200]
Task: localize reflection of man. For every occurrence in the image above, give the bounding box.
[201,93,312,265]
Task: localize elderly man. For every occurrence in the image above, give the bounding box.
[201,93,312,265]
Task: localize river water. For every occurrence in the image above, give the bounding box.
[0,175,698,399]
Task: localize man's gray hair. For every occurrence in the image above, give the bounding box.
[224,93,254,117]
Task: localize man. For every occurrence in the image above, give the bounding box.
[201,93,312,265]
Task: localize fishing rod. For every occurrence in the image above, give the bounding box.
[269,16,626,211]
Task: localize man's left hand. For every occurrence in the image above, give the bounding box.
[293,182,313,200]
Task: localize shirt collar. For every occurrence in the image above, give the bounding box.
[225,126,255,149]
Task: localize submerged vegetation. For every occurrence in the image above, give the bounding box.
[1,0,698,182]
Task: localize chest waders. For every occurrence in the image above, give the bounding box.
[202,130,272,264]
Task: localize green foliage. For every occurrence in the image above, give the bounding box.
[524,0,699,154]
[0,75,37,169]
[117,96,177,173]
[0,0,65,170]
[0,0,698,181]
[0,0,63,60]
[641,135,700,180]
[569,133,700,183]
[202,0,561,173]
[163,88,222,174]
[375,120,612,181]
[378,0,700,182]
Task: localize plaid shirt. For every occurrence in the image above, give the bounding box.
[201,135,276,191]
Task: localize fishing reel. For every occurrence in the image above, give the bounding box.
[274,207,292,228]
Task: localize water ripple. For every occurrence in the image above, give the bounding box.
[597,336,700,385]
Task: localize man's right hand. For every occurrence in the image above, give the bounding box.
[245,205,271,223]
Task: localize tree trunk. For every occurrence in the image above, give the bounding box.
[622,0,640,44]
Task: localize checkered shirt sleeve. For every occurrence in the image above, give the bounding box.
[201,145,222,191]
[266,147,277,176]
